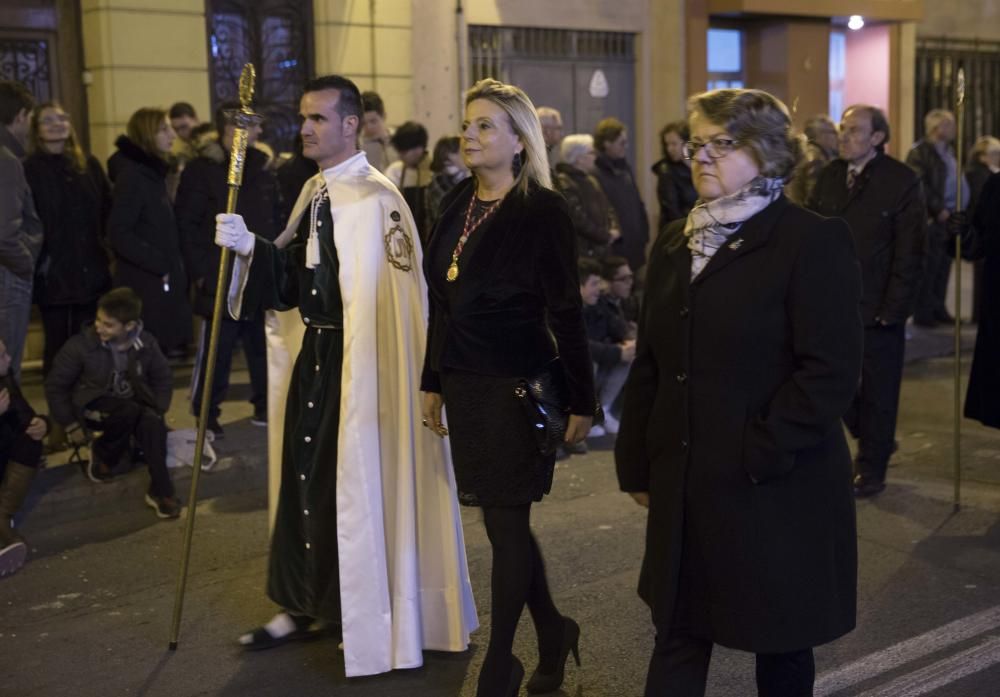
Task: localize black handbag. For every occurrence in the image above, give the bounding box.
[514,359,603,456]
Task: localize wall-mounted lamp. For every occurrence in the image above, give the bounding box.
[848,15,865,31]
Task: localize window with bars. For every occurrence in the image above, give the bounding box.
[707,28,744,90]
[0,35,53,102]
[206,0,313,154]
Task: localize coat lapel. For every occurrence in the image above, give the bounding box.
[691,196,788,286]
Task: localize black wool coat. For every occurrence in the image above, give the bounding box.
[23,152,112,307]
[808,152,927,326]
[107,136,192,351]
[174,142,280,317]
[966,172,1000,428]
[651,157,697,229]
[615,197,863,653]
[595,154,650,272]
[421,178,596,416]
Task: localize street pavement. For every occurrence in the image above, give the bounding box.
[3,322,1000,697]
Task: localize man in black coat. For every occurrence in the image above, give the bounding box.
[906,109,968,326]
[175,102,281,436]
[809,104,927,497]
[965,172,1000,429]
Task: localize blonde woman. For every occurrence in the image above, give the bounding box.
[421,79,595,696]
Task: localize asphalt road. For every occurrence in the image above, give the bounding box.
[3,325,1000,697]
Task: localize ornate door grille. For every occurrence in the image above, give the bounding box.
[0,35,53,102]
[916,37,1000,155]
[206,0,313,154]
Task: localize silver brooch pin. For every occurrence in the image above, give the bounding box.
[729,238,744,250]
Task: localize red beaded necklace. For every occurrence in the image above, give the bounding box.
[446,193,501,282]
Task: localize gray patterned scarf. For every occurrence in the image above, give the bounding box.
[684,176,784,279]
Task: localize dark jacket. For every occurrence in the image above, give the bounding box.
[106,136,192,351]
[966,161,995,215]
[595,154,650,271]
[44,325,172,426]
[651,157,697,229]
[906,140,947,218]
[0,127,43,280]
[23,152,112,306]
[965,172,1000,428]
[421,178,596,415]
[808,152,927,326]
[174,140,280,317]
[554,162,615,258]
[426,170,468,233]
[0,374,43,452]
[583,295,628,369]
[615,197,862,652]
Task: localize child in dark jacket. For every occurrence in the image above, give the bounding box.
[0,338,49,577]
[45,287,180,519]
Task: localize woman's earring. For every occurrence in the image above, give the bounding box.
[512,151,523,178]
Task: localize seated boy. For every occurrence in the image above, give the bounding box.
[1,338,49,577]
[45,288,181,519]
[579,258,635,436]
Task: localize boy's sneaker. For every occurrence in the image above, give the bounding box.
[145,494,182,519]
[588,424,607,438]
[83,459,114,484]
[250,412,267,427]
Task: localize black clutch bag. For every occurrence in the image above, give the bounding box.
[514,359,603,456]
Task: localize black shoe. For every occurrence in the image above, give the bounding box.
[83,459,114,484]
[527,617,581,694]
[145,493,182,519]
[250,413,267,427]
[853,475,886,498]
[238,613,320,651]
[207,417,224,439]
[477,656,524,697]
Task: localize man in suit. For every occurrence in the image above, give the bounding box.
[0,81,43,381]
[808,104,927,497]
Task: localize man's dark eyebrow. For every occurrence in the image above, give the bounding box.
[300,112,326,121]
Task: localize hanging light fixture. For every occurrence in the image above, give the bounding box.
[848,15,865,31]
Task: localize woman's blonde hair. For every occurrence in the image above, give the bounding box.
[970,135,1000,164]
[465,78,551,194]
[28,102,87,172]
[126,107,169,160]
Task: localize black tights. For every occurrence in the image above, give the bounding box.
[479,504,562,692]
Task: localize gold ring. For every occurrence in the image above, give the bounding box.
[421,418,429,427]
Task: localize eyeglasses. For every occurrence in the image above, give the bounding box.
[613,274,634,282]
[683,137,740,160]
[39,114,70,126]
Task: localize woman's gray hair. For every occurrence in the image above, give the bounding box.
[465,78,551,193]
[560,134,593,167]
[686,88,801,180]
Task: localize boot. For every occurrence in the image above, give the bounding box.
[0,461,37,578]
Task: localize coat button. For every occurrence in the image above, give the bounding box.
[681,440,689,452]
[680,307,689,318]
[304,316,310,324]
[303,509,310,516]
[299,474,306,481]
[304,436,312,443]
[676,372,687,385]
[307,401,314,408]
[305,542,311,549]
[311,288,317,295]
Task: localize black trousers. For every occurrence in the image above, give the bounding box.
[40,302,97,375]
[843,323,907,482]
[0,432,43,481]
[87,396,173,498]
[191,312,267,419]
[645,629,815,697]
[914,221,951,323]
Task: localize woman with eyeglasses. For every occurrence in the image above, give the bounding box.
[615,88,863,696]
[24,103,112,375]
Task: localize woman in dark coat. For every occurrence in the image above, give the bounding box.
[965,171,1000,429]
[615,88,863,697]
[651,120,697,231]
[965,136,999,323]
[107,108,192,354]
[24,102,112,374]
[553,133,619,258]
[593,117,650,273]
[421,78,595,697]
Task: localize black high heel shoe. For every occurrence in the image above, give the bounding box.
[476,655,525,697]
[526,616,581,694]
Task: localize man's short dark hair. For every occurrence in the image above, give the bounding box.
[600,255,630,281]
[98,288,143,324]
[845,104,891,153]
[594,117,626,153]
[390,121,428,152]
[362,90,385,117]
[214,100,241,138]
[303,75,363,122]
[169,101,197,120]
[578,257,602,285]
[0,81,35,126]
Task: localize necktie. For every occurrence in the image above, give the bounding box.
[846,168,857,191]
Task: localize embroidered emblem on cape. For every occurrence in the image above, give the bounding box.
[390,210,401,222]
[384,224,414,271]
[729,238,744,250]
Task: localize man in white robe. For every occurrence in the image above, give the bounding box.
[215,74,477,678]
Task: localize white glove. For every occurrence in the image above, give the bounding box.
[215,213,255,256]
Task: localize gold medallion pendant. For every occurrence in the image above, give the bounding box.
[446,261,459,282]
